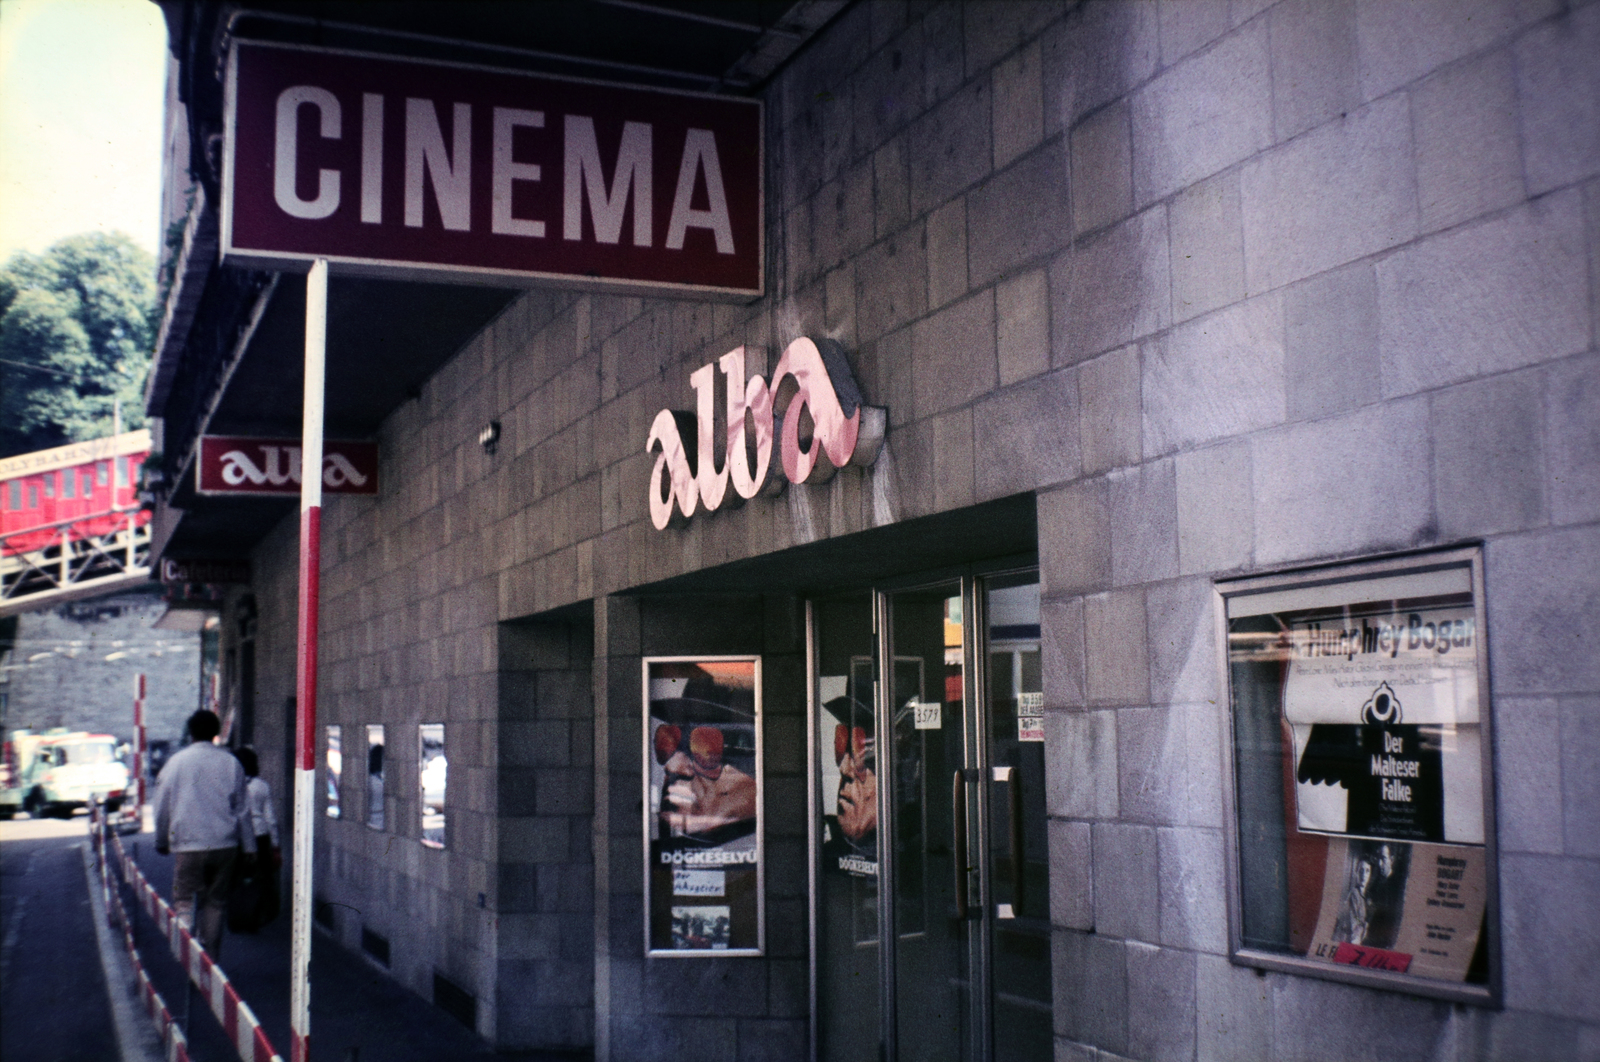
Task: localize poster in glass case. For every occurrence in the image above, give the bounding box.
[325,725,342,819]
[1221,550,1496,1000]
[419,724,446,848]
[643,657,763,956]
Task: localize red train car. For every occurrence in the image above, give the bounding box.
[0,431,151,556]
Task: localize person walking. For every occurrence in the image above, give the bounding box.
[153,710,255,955]
[231,747,280,929]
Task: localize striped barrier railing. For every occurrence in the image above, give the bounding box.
[92,809,284,1062]
[91,810,191,1062]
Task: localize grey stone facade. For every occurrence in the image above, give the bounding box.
[2,589,199,747]
[217,0,1598,1058]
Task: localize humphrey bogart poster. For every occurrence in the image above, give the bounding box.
[1285,601,1483,846]
[644,657,763,955]
[1280,582,1489,983]
[1307,838,1487,982]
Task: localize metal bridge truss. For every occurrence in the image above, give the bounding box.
[0,512,152,616]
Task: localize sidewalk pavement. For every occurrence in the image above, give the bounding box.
[120,826,587,1062]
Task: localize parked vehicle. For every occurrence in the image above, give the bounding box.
[0,728,133,822]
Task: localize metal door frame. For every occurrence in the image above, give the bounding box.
[808,557,1038,1062]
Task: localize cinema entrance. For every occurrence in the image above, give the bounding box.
[811,564,1053,1062]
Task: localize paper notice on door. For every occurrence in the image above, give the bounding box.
[912,701,941,729]
[1017,692,1044,741]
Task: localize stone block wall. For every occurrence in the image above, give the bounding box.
[592,594,808,1062]
[1011,1,1600,1057]
[496,616,595,1047]
[252,474,503,1038]
[3,589,199,746]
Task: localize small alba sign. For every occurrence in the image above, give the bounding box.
[223,41,762,298]
[646,337,885,530]
[197,436,378,497]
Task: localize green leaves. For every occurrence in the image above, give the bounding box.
[0,232,155,457]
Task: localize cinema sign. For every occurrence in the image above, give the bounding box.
[222,42,762,298]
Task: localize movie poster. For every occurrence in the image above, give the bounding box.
[1285,600,1483,846]
[644,657,762,956]
[1308,839,1487,982]
[1274,574,1489,983]
[818,657,881,884]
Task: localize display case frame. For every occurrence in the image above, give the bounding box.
[1214,545,1500,1005]
[641,655,765,958]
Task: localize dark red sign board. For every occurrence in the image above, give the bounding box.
[197,436,378,497]
[222,41,763,299]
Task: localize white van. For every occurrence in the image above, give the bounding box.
[2,730,131,820]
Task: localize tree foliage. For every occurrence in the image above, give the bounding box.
[0,232,157,458]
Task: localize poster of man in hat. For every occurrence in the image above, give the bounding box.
[644,657,763,954]
[820,692,877,880]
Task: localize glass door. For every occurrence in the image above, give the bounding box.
[886,580,970,1062]
[980,573,1053,1059]
[814,592,881,1062]
[812,570,1052,1062]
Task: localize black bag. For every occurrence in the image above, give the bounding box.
[228,839,279,933]
[228,865,264,933]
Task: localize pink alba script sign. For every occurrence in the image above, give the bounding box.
[222,41,763,298]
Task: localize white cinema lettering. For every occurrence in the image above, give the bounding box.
[664,129,734,253]
[405,98,472,231]
[274,86,341,219]
[271,85,734,253]
[564,116,652,245]
[361,93,383,223]
[645,337,886,530]
[491,107,546,236]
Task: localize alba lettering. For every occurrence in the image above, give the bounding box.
[646,338,887,530]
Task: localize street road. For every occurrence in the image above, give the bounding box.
[0,814,121,1062]
[3,813,587,1062]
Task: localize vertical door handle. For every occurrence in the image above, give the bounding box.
[952,769,969,920]
[993,766,1023,918]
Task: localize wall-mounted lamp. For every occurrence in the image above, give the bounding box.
[478,420,501,456]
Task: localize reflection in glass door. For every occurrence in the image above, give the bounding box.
[982,573,1053,1059]
[887,581,968,1061]
[814,594,879,1062]
[812,571,1051,1062]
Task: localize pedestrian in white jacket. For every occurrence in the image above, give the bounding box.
[232,746,281,929]
[153,710,255,954]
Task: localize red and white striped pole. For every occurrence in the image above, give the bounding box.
[290,258,328,1062]
[133,673,147,809]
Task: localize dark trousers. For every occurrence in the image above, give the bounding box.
[172,846,237,955]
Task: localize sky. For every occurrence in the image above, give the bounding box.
[0,0,168,262]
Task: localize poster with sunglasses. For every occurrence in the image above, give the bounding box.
[819,657,880,882]
[644,657,763,956]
